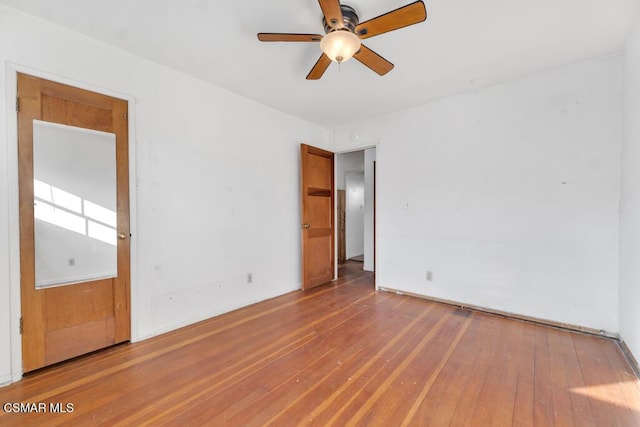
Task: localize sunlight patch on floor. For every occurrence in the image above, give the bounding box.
[571,380,640,412]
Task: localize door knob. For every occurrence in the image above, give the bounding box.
[301,223,310,229]
[117,232,127,240]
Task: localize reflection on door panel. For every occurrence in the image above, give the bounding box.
[33,120,117,289]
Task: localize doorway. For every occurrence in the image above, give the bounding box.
[17,73,131,372]
[336,148,375,277]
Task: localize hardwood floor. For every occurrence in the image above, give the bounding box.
[1,261,639,426]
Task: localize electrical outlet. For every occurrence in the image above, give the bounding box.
[426,270,433,281]
[247,273,253,284]
[68,258,76,266]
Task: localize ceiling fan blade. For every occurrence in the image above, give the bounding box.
[257,33,323,42]
[353,45,394,76]
[318,0,344,29]
[355,1,426,39]
[306,54,332,80]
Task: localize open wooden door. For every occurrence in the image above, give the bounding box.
[300,144,335,290]
[18,73,130,372]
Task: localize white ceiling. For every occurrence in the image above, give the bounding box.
[2,0,639,128]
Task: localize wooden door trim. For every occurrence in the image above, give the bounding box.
[6,66,138,379]
[337,190,346,263]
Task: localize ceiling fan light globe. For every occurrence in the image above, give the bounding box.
[320,30,361,63]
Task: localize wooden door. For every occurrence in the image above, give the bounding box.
[18,73,130,372]
[300,144,335,290]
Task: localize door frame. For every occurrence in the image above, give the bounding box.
[333,146,378,287]
[5,64,139,382]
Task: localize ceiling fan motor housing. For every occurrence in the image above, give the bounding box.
[323,4,359,34]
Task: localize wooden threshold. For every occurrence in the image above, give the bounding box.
[1,261,639,425]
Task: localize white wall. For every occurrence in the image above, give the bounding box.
[336,55,623,332]
[620,18,640,364]
[345,171,365,258]
[336,150,364,190]
[0,5,329,384]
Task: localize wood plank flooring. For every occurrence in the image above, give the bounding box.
[1,261,639,426]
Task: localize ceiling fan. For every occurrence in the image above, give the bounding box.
[257,0,427,80]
